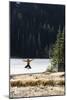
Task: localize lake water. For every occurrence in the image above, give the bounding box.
[10,59,51,75]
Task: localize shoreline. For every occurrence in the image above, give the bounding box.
[10,72,65,98]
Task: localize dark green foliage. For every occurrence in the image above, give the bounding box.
[51,26,64,68]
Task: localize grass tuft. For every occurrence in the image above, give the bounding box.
[10,79,64,87]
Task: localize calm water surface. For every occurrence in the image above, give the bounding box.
[10,59,51,75]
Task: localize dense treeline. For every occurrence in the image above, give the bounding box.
[10,2,65,58]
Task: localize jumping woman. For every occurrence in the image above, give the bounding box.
[23,59,33,69]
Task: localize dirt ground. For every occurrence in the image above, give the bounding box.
[10,72,65,98]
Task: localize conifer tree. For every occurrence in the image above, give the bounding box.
[51,26,64,69]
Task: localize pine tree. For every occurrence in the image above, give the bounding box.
[51,26,64,71]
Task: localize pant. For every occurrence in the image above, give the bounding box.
[25,64,31,69]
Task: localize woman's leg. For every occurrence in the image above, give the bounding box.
[28,65,31,69]
[25,65,28,68]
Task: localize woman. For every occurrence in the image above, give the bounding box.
[23,59,33,69]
